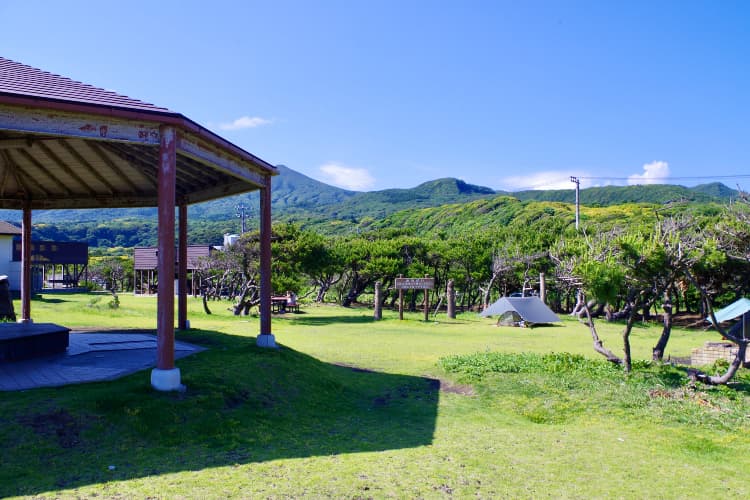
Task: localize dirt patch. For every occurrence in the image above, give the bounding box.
[670,313,710,329]
[438,379,475,396]
[18,408,92,448]
[648,388,721,410]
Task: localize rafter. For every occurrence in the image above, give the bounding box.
[99,143,159,190]
[84,141,140,194]
[36,142,98,196]
[15,149,74,196]
[57,139,117,195]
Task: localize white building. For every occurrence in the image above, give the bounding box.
[0,221,22,291]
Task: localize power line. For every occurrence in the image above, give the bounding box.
[579,174,750,181]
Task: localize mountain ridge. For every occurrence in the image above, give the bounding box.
[0,165,738,227]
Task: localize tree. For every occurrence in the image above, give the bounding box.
[296,232,344,302]
[685,194,750,384]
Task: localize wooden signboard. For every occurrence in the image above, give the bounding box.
[396,275,434,321]
[395,277,435,290]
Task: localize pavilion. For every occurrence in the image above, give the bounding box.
[0,57,278,390]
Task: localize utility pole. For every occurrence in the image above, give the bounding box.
[570,176,580,230]
[235,202,249,234]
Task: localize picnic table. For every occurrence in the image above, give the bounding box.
[271,296,288,313]
[271,295,300,313]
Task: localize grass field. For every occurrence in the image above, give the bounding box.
[2,293,749,498]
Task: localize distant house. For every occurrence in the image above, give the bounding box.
[0,221,88,292]
[134,245,214,295]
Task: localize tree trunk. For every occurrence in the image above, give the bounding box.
[343,274,368,307]
[202,290,212,315]
[622,305,636,373]
[583,301,623,365]
[373,281,382,320]
[652,291,672,362]
[570,289,585,317]
[447,279,456,319]
[408,290,417,312]
[689,341,748,385]
[232,283,256,315]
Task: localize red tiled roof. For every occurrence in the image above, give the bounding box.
[0,57,173,114]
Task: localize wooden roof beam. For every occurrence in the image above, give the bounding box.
[0,103,162,145]
[84,141,140,194]
[108,142,217,192]
[57,139,119,195]
[0,151,51,198]
[99,143,159,190]
[15,149,74,196]
[36,142,99,197]
[177,134,266,189]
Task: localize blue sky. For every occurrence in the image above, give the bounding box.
[1,1,748,192]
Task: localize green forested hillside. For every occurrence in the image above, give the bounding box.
[512,182,735,206]
[3,162,737,248]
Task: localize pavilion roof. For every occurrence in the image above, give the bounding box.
[0,57,277,210]
[0,57,172,113]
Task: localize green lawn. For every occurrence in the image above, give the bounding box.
[1,293,748,498]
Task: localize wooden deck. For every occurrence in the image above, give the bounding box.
[0,323,70,361]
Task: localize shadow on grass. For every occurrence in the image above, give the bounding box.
[0,328,439,496]
[284,315,377,326]
[34,296,69,304]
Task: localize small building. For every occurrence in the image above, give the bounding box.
[0,221,22,289]
[0,221,88,292]
[134,245,213,295]
[13,238,88,290]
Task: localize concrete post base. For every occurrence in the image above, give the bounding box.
[150,367,183,391]
[256,334,277,348]
[17,318,33,324]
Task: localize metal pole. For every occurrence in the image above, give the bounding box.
[236,202,248,234]
[570,176,580,230]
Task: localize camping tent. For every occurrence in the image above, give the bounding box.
[480,296,560,326]
[706,298,750,324]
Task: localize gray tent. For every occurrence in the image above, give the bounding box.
[480,297,560,326]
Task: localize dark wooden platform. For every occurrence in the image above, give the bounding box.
[0,323,70,362]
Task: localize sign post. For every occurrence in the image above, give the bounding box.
[395,276,435,321]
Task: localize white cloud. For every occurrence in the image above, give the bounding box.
[218,115,271,131]
[628,161,669,185]
[499,171,593,191]
[319,162,375,191]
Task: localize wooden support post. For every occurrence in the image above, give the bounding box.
[257,176,276,347]
[178,203,188,330]
[540,272,547,304]
[374,281,382,320]
[151,125,181,391]
[424,274,430,322]
[20,201,31,323]
[447,279,456,319]
[398,274,404,320]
